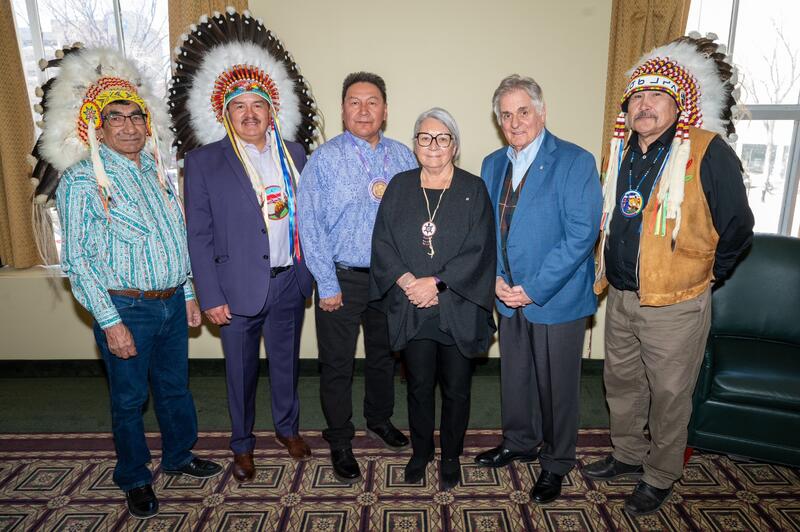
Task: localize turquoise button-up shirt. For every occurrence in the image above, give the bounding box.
[56,144,195,329]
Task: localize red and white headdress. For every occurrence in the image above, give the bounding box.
[168,8,321,162]
[30,46,172,204]
[601,34,741,241]
[169,8,322,260]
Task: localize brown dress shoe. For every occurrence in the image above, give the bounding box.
[232,452,255,482]
[276,434,312,461]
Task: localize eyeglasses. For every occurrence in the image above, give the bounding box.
[103,112,147,128]
[415,132,453,148]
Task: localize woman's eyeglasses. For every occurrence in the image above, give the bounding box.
[415,132,453,148]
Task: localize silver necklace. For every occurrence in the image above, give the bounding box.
[421,170,453,258]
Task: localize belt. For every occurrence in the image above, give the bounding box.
[335,263,370,274]
[108,286,178,299]
[270,265,292,278]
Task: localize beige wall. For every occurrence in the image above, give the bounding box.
[0,268,307,360]
[0,0,612,360]
[0,267,605,359]
[253,0,611,172]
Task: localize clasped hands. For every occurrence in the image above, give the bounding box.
[495,276,532,308]
[397,272,439,308]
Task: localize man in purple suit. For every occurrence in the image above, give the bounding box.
[183,66,314,483]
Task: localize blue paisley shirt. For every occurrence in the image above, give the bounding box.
[56,144,195,329]
[298,131,417,299]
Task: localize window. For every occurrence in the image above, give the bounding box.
[740,144,766,174]
[12,0,173,255]
[688,0,800,236]
[12,0,171,109]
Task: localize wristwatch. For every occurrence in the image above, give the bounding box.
[434,276,448,293]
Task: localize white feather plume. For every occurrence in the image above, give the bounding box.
[627,39,730,137]
[39,47,172,171]
[185,41,301,147]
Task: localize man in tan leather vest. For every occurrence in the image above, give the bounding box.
[584,36,754,516]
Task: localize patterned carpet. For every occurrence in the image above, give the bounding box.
[0,429,798,531]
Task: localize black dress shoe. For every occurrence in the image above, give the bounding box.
[440,457,461,490]
[474,446,538,468]
[331,448,361,484]
[163,457,223,478]
[624,480,672,515]
[125,484,159,519]
[530,470,564,504]
[404,452,435,484]
[583,455,644,480]
[366,422,410,451]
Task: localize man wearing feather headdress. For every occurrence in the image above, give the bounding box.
[175,11,317,483]
[585,35,754,515]
[43,47,222,520]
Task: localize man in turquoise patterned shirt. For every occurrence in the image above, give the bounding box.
[48,49,221,520]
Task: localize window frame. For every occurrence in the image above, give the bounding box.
[19,0,133,99]
[723,0,800,235]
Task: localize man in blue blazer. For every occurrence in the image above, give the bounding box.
[184,87,314,482]
[475,75,602,504]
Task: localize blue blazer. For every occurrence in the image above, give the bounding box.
[481,129,602,325]
[184,136,314,316]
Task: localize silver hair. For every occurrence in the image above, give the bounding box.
[412,107,461,158]
[492,74,545,125]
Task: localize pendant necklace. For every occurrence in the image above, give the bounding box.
[421,170,453,258]
[619,146,666,218]
[348,133,390,203]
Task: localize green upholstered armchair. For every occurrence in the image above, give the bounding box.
[688,233,800,467]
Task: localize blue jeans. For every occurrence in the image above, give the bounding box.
[93,287,198,491]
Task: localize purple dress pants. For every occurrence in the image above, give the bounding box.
[220,267,306,454]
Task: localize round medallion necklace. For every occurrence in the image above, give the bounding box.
[347,133,390,203]
[620,146,666,218]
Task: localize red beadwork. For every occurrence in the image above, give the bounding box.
[211,64,281,122]
[622,57,702,130]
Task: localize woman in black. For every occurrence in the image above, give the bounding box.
[370,107,496,489]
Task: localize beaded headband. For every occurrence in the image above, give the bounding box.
[79,79,152,143]
[212,64,280,122]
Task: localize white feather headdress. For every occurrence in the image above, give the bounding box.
[600,34,740,242]
[39,47,171,173]
[185,41,300,147]
[168,8,321,162]
[30,46,172,207]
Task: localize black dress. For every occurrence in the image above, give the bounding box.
[369,165,497,472]
[369,167,497,356]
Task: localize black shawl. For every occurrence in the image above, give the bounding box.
[369,167,496,357]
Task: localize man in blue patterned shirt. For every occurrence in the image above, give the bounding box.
[51,54,221,520]
[298,72,417,484]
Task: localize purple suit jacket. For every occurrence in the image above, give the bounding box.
[184,136,313,315]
